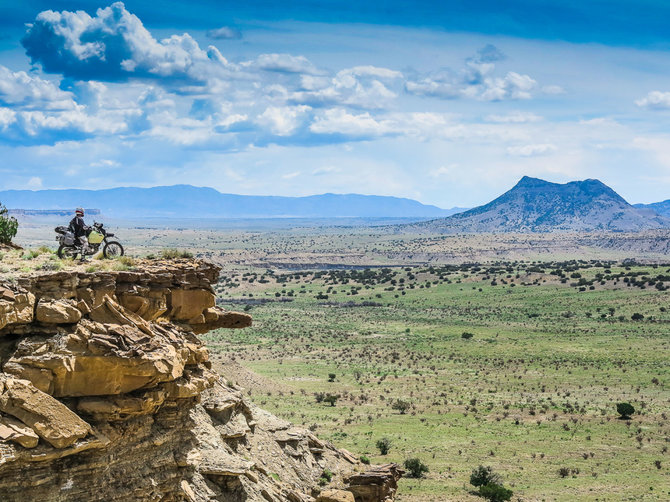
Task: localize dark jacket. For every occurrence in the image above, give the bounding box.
[69,216,89,238]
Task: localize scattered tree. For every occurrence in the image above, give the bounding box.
[0,203,18,245]
[404,458,429,478]
[470,466,512,501]
[391,399,411,414]
[616,402,635,419]
[323,394,339,407]
[376,437,392,455]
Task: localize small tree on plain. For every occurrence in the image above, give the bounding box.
[616,402,635,419]
[323,394,339,407]
[0,203,18,245]
[376,437,391,455]
[404,458,429,478]
[391,399,411,414]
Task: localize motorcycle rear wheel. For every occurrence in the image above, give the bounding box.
[57,244,79,260]
[103,241,124,258]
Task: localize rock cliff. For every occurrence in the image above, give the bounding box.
[0,259,401,502]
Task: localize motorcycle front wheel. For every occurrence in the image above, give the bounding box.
[103,241,124,258]
[57,244,79,260]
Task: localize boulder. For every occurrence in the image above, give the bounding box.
[346,464,404,502]
[0,375,91,448]
[168,288,215,322]
[316,490,355,502]
[191,308,252,334]
[0,414,39,448]
[35,299,82,324]
[0,290,34,331]
[4,319,187,397]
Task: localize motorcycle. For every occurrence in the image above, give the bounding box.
[55,222,124,259]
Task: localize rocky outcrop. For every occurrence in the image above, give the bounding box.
[0,259,401,501]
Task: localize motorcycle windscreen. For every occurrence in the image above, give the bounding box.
[88,230,104,244]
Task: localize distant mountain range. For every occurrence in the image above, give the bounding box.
[410,176,670,233]
[634,200,670,217]
[0,185,463,219]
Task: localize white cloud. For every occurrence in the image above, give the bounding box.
[22,2,236,85]
[290,65,401,109]
[486,111,543,123]
[257,105,311,136]
[207,26,242,40]
[635,91,670,110]
[542,85,565,95]
[0,65,75,110]
[281,171,301,179]
[27,176,43,188]
[252,54,322,75]
[506,143,557,156]
[309,108,395,137]
[406,48,539,101]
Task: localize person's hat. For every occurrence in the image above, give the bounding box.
[75,207,84,216]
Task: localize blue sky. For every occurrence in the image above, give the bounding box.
[2,1,670,207]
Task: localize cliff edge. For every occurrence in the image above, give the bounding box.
[0,259,401,502]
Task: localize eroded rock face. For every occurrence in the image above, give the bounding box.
[0,259,400,502]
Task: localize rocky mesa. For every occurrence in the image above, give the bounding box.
[0,259,401,502]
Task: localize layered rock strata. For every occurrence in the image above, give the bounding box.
[0,260,401,501]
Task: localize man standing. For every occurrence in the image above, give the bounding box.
[69,207,90,260]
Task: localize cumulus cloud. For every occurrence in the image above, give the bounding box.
[0,65,75,110]
[207,26,242,40]
[506,143,557,156]
[406,46,538,101]
[257,105,311,136]
[250,54,322,75]
[290,65,401,109]
[309,108,396,137]
[635,91,670,110]
[21,2,234,84]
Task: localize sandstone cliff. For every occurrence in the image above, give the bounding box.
[0,259,401,502]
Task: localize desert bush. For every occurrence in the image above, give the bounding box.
[631,313,644,321]
[160,248,193,259]
[323,394,339,407]
[404,458,429,478]
[360,455,370,465]
[470,465,502,487]
[392,399,411,414]
[617,402,635,419]
[0,203,18,245]
[318,468,333,485]
[376,437,392,455]
[461,332,474,340]
[478,483,513,502]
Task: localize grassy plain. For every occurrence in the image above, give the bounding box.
[205,262,670,501]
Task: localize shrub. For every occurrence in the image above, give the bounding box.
[323,394,339,407]
[404,458,429,478]
[478,483,513,502]
[631,313,644,321]
[328,373,336,382]
[616,402,635,419]
[360,455,371,465]
[160,248,193,259]
[376,437,391,455]
[470,465,502,487]
[391,399,411,414]
[461,332,474,340]
[0,203,18,245]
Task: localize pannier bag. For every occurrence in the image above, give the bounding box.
[63,231,75,246]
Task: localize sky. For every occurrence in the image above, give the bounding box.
[2,1,670,207]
